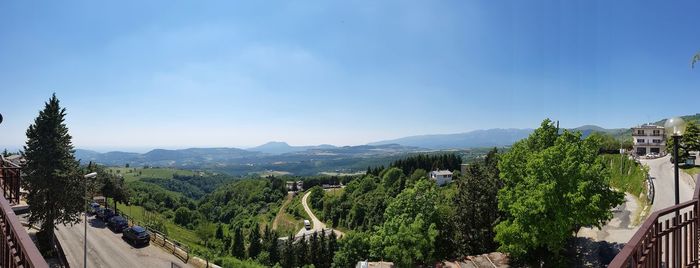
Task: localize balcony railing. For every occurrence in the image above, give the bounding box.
[0,158,21,204]
[608,175,700,268]
[0,156,49,268]
[634,143,666,146]
[633,133,665,137]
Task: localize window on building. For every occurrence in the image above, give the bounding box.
[653,139,662,143]
[637,139,645,143]
[653,130,660,135]
[637,130,644,135]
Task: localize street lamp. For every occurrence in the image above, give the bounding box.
[665,117,686,268]
[83,172,97,268]
[664,117,686,206]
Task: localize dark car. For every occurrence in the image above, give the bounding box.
[93,207,104,217]
[107,216,129,232]
[89,202,100,215]
[96,208,116,221]
[123,225,150,246]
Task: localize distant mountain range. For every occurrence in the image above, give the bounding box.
[74,125,633,166]
[247,141,337,154]
[367,125,630,150]
[74,143,425,169]
[368,128,534,149]
[74,113,700,174]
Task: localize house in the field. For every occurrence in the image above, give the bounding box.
[429,170,453,186]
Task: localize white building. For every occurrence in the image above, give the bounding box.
[632,124,666,156]
[285,180,304,192]
[429,170,453,186]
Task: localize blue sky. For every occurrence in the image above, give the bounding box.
[1,1,699,152]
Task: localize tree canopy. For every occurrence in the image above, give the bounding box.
[495,119,624,264]
[370,179,439,267]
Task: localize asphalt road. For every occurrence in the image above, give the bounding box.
[578,155,695,244]
[642,155,695,212]
[295,191,344,238]
[54,214,192,268]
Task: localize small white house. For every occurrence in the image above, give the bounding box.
[429,170,453,186]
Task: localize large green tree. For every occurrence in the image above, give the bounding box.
[370,179,439,267]
[332,231,371,268]
[84,163,129,210]
[23,94,84,252]
[682,121,700,153]
[494,119,624,264]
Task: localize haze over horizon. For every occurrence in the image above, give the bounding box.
[1,1,699,151]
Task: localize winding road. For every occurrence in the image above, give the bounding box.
[296,191,344,238]
[643,155,695,212]
[579,155,695,244]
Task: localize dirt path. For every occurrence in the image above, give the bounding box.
[272,192,293,230]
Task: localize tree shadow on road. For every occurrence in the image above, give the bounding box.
[89,218,107,229]
[568,237,625,267]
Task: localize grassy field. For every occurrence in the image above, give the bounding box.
[682,166,700,177]
[113,201,201,247]
[106,167,196,182]
[602,154,648,197]
[279,193,309,236]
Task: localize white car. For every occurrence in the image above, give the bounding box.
[304,220,311,230]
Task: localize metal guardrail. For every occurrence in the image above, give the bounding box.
[647,175,655,205]
[0,157,49,268]
[609,175,700,268]
[120,213,190,263]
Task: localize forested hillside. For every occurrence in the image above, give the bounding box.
[94,119,644,267]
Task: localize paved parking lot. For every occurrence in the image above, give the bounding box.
[55,214,192,268]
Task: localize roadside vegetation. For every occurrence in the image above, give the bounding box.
[682,166,700,177]
[602,154,648,197]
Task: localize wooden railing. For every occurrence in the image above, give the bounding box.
[0,156,21,204]
[120,212,190,263]
[609,176,700,268]
[0,157,49,268]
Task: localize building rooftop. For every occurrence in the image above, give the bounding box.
[633,124,664,129]
[431,170,453,175]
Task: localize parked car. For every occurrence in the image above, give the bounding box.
[107,216,129,232]
[304,220,311,230]
[97,208,116,222]
[93,207,104,218]
[123,225,150,246]
[89,203,101,215]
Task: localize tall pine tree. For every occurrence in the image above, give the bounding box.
[215,223,224,240]
[23,94,84,252]
[319,231,328,267]
[282,234,295,268]
[453,148,501,255]
[296,234,309,266]
[327,231,338,267]
[231,227,245,258]
[267,229,280,265]
[248,224,262,259]
[310,231,320,267]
